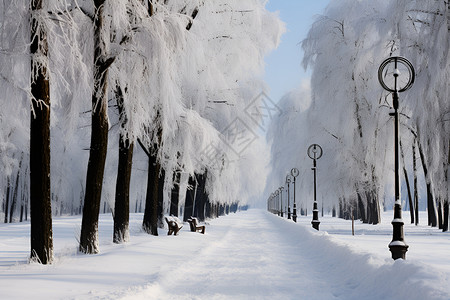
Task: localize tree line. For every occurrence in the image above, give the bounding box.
[0,0,283,264]
[267,0,449,228]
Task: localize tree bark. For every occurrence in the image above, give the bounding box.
[142,151,160,235]
[170,171,181,217]
[417,138,437,227]
[413,139,419,225]
[113,88,134,243]
[30,0,53,264]
[157,168,165,228]
[400,140,414,223]
[4,177,10,223]
[183,175,196,221]
[444,141,450,231]
[193,172,207,222]
[79,1,111,254]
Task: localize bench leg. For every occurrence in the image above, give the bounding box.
[174,226,181,235]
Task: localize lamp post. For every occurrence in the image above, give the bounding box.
[275,190,280,216]
[308,144,323,230]
[378,56,415,260]
[286,175,292,219]
[279,187,284,217]
[291,168,299,222]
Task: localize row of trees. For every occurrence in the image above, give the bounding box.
[0,0,283,263]
[266,0,449,228]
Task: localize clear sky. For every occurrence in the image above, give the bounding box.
[264,0,330,102]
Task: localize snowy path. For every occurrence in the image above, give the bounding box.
[119,210,450,300]
[129,211,332,299]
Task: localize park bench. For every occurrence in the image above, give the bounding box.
[187,217,205,234]
[165,216,183,235]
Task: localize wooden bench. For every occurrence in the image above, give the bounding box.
[165,216,183,235]
[187,217,205,234]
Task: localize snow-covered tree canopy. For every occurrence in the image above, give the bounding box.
[0,0,284,220]
[266,0,449,221]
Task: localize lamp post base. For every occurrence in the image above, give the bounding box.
[389,242,408,260]
[389,217,408,260]
[293,204,297,223]
[311,220,320,231]
[288,207,291,219]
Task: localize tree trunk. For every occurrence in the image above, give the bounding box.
[444,141,450,231]
[113,92,134,243]
[400,140,414,223]
[79,1,111,254]
[157,168,165,228]
[113,136,134,243]
[142,150,160,235]
[413,139,419,225]
[10,154,23,223]
[170,171,181,217]
[183,175,196,221]
[113,87,134,243]
[438,200,443,229]
[4,177,10,223]
[30,0,53,264]
[193,172,207,222]
[417,139,437,227]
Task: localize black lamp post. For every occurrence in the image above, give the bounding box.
[279,187,284,217]
[291,168,299,222]
[378,56,415,260]
[308,144,322,230]
[274,190,279,216]
[286,175,292,219]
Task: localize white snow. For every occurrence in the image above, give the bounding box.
[1,210,450,299]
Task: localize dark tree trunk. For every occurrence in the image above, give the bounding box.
[357,191,365,223]
[205,199,212,219]
[79,1,111,254]
[413,140,419,225]
[30,0,53,264]
[157,168,165,228]
[141,139,160,236]
[437,199,443,229]
[113,137,134,243]
[443,202,449,232]
[113,88,134,243]
[4,177,10,223]
[170,171,181,217]
[183,175,196,221]
[400,140,414,223]
[418,139,437,227]
[193,172,207,222]
[10,155,23,223]
[444,142,450,232]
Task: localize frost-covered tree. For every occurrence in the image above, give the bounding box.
[268,0,449,227]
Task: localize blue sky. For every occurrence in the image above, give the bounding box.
[264,0,330,102]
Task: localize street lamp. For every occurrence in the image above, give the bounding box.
[378,56,415,260]
[291,168,299,222]
[275,189,280,216]
[279,186,284,217]
[286,175,292,219]
[308,144,323,230]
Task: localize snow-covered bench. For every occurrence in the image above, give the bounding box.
[165,216,183,235]
[187,217,205,234]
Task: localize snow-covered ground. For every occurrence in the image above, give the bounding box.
[1,209,450,300]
